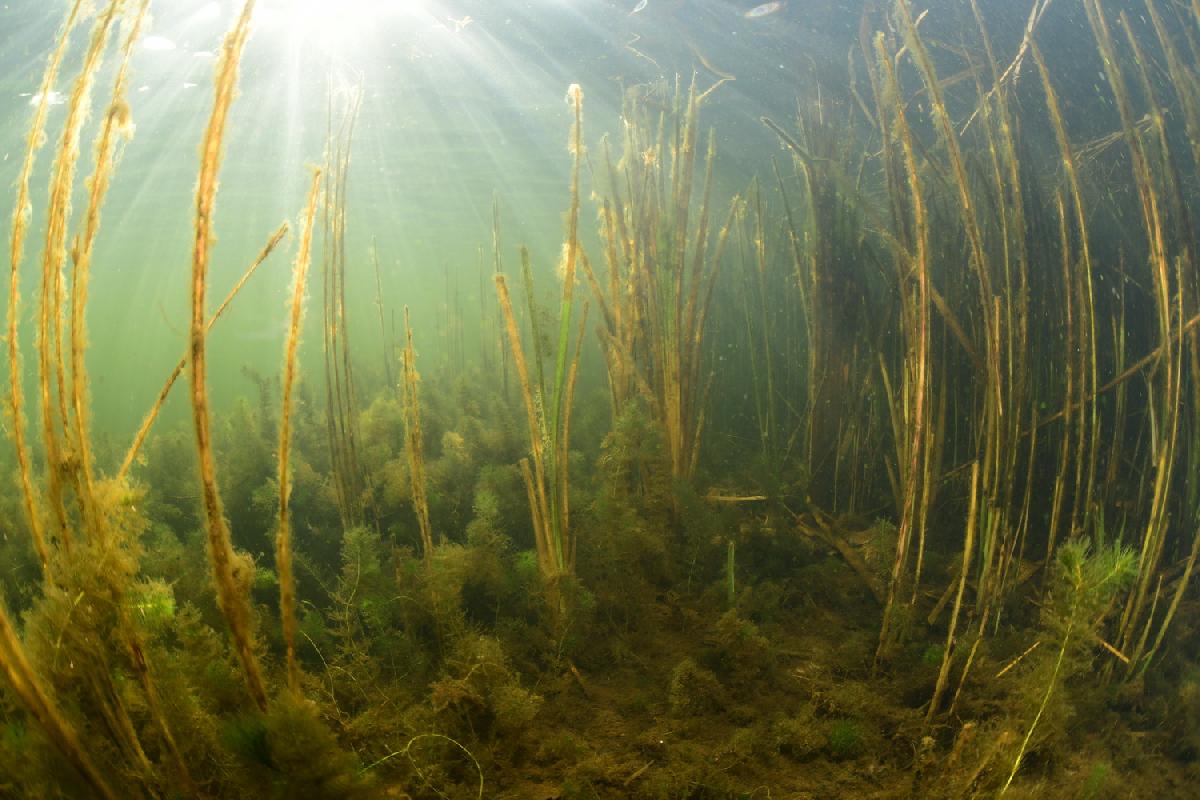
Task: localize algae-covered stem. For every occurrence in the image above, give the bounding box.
[0,609,118,800]
[70,0,151,540]
[7,0,87,573]
[495,274,554,572]
[73,2,199,788]
[278,168,323,696]
[1083,0,1184,677]
[928,461,978,723]
[871,28,933,665]
[118,222,290,483]
[492,193,508,395]
[371,236,393,388]
[6,0,87,574]
[39,0,125,548]
[189,0,269,712]
[402,306,435,564]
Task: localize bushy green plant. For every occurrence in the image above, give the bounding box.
[826,719,865,760]
[429,634,542,741]
[770,710,824,760]
[707,610,776,686]
[921,643,945,668]
[667,658,724,717]
[222,695,376,799]
[1000,540,1136,795]
[1079,760,1112,800]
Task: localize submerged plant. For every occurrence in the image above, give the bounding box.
[495,84,588,593]
[188,0,269,712]
[1000,540,1135,794]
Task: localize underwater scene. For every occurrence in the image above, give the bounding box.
[2,0,1200,796]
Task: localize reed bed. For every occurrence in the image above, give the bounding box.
[322,84,368,530]
[1,0,1199,795]
[495,84,588,587]
[585,80,732,485]
[726,0,1200,703]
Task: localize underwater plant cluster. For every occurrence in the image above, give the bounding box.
[2,0,1200,797]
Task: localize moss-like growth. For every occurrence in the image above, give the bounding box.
[430,634,542,741]
[921,642,945,668]
[999,540,1136,794]
[130,580,176,633]
[667,658,724,717]
[706,610,776,687]
[1079,760,1112,800]
[222,694,376,799]
[826,719,865,760]
[771,710,824,760]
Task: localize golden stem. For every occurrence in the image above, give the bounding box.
[189,0,268,712]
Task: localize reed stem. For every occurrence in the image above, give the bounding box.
[277,168,322,695]
[188,0,268,712]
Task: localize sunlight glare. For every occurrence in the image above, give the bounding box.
[260,0,431,50]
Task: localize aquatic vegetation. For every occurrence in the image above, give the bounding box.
[2,0,1200,796]
[221,693,374,799]
[429,634,543,741]
[825,719,865,761]
[188,0,269,712]
[276,169,323,694]
[401,307,435,564]
[1000,540,1135,794]
[495,84,588,593]
[706,610,776,687]
[667,657,723,717]
[322,85,370,531]
[587,79,733,486]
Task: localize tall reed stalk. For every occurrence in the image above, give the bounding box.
[118,222,289,482]
[7,0,87,572]
[401,307,435,564]
[38,0,125,547]
[496,84,588,587]
[322,84,368,530]
[277,169,323,694]
[870,25,935,663]
[188,0,269,712]
[586,81,732,485]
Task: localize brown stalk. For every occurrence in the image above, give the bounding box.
[7,0,87,571]
[928,461,979,722]
[82,7,197,788]
[118,222,289,482]
[321,84,366,529]
[189,0,268,712]
[401,307,434,564]
[970,0,1035,610]
[589,82,722,486]
[873,29,933,663]
[69,0,150,536]
[0,605,118,800]
[1045,194,1074,565]
[1033,41,1101,558]
[39,0,125,546]
[371,238,392,389]
[1082,0,1183,670]
[277,168,322,695]
[495,274,554,574]
[558,301,590,550]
